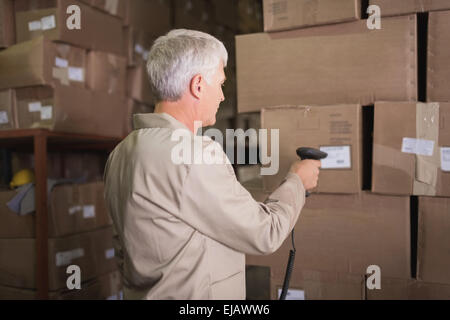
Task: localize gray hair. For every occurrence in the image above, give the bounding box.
[147,29,228,102]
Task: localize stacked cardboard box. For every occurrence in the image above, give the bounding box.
[239,0,450,300]
[122,0,172,135]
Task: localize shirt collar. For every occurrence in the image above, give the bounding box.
[133,113,191,132]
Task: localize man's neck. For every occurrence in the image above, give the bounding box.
[154,100,199,134]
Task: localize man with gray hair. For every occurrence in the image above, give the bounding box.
[104,29,321,300]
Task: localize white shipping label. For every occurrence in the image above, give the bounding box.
[402,138,435,156]
[28,102,42,112]
[134,44,144,54]
[55,248,85,267]
[83,205,95,219]
[277,288,305,300]
[55,57,68,68]
[68,67,84,82]
[41,15,56,30]
[0,111,8,124]
[105,248,115,259]
[68,205,82,215]
[28,20,42,31]
[40,106,53,120]
[319,146,351,169]
[441,147,450,172]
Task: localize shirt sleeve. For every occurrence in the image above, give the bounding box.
[176,142,306,255]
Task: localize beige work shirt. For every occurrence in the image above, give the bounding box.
[103,112,305,300]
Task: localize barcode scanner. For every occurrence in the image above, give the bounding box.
[279,147,328,300]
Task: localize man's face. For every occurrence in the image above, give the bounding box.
[200,62,226,127]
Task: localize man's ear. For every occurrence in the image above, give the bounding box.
[190,74,203,100]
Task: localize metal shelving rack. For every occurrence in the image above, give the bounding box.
[0,129,121,299]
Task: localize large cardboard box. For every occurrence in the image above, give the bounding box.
[127,62,154,105]
[0,182,112,238]
[124,0,171,37]
[0,0,15,48]
[123,26,155,67]
[428,10,450,102]
[0,270,122,300]
[372,102,450,196]
[0,89,16,129]
[8,85,126,138]
[261,105,364,194]
[236,15,417,113]
[246,192,411,279]
[79,0,126,19]
[370,0,450,17]
[15,0,124,55]
[0,37,87,90]
[366,278,450,300]
[263,0,361,32]
[174,0,214,34]
[87,51,127,96]
[270,269,365,300]
[0,226,117,290]
[417,196,450,285]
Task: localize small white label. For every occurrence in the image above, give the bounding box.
[441,147,450,172]
[134,44,144,54]
[68,67,84,82]
[68,205,82,215]
[28,102,42,112]
[402,138,435,156]
[41,15,56,30]
[0,111,8,124]
[55,57,69,68]
[320,146,351,169]
[28,20,42,31]
[142,50,149,61]
[105,248,115,259]
[55,248,85,267]
[40,106,53,120]
[277,288,305,300]
[83,205,95,219]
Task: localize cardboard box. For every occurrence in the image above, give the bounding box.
[9,85,126,138]
[370,0,450,17]
[261,105,364,194]
[372,102,450,196]
[79,0,126,19]
[87,51,127,96]
[0,89,16,129]
[271,269,365,300]
[366,278,450,300]
[263,0,361,32]
[174,0,214,34]
[123,26,156,67]
[15,0,124,55]
[0,226,117,290]
[0,37,87,90]
[417,196,450,285]
[0,0,15,48]
[0,270,122,300]
[428,10,450,102]
[236,15,417,113]
[127,62,154,105]
[124,0,171,37]
[124,98,154,135]
[0,182,112,238]
[246,192,411,279]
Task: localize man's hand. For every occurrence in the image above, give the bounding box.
[289,160,321,191]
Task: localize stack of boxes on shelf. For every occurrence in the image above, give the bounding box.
[0,0,173,300]
[237,0,450,300]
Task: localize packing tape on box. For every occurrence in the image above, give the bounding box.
[52,67,70,85]
[104,0,119,15]
[413,102,440,196]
